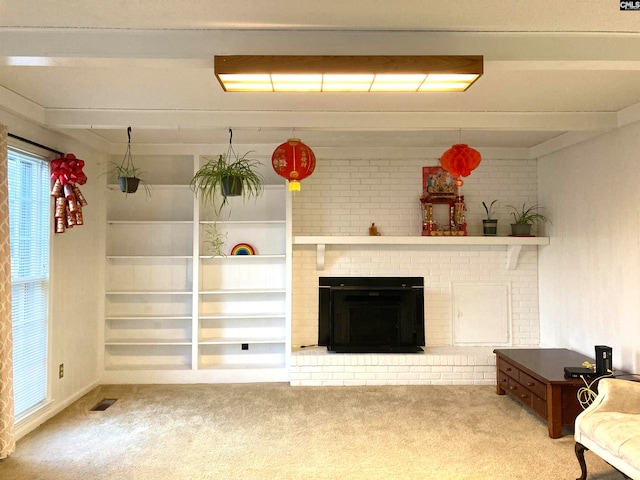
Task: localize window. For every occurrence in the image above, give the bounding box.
[7,147,50,419]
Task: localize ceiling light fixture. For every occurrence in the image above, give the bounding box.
[214,55,483,93]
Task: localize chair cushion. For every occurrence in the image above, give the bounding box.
[579,411,640,473]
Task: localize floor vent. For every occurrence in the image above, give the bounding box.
[91,399,117,411]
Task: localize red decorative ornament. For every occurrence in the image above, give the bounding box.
[49,153,88,234]
[50,153,87,186]
[271,138,316,191]
[439,144,482,187]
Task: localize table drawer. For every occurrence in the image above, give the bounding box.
[498,358,519,381]
[517,382,533,407]
[507,378,532,409]
[519,371,547,400]
[498,370,510,391]
[531,393,547,418]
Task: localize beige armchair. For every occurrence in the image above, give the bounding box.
[574,378,640,480]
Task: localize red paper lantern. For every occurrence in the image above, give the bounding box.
[439,144,482,187]
[271,138,316,191]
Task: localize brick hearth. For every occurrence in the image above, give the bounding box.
[290,346,496,386]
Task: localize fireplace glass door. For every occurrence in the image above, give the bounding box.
[319,277,425,353]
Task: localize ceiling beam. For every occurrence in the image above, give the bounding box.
[2,30,640,62]
[44,108,617,133]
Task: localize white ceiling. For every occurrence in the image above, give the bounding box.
[1,1,640,156]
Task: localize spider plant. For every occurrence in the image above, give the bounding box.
[507,203,551,225]
[190,133,264,214]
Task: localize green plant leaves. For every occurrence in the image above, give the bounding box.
[190,152,264,214]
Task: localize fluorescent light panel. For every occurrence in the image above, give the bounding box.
[215,56,483,92]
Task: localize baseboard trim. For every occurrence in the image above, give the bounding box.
[15,380,100,441]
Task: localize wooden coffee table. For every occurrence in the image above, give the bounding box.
[494,348,593,438]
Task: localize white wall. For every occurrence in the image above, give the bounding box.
[291,155,543,349]
[1,110,106,439]
[538,122,640,374]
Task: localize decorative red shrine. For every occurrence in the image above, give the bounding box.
[420,166,467,236]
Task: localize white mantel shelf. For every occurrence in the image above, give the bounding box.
[293,236,550,271]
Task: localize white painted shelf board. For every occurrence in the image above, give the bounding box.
[293,235,549,246]
[107,184,190,190]
[198,363,286,370]
[105,364,191,371]
[200,220,286,225]
[105,339,192,346]
[106,290,193,295]
[199,314,286,320]
[294,235,549,271]
[199,337,286,345]
[199,289,286,295]
[199,254,285,260]
[106,315,193,321]
[107,255,193,260]
[107,220,192,225]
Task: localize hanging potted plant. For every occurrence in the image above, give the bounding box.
[108,126,150,195]
[190,129,264,214]
[507,203,550,236]
[109,163,144,194]
[482,200,498,236]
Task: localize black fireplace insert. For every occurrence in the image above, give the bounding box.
[318,277,425,353]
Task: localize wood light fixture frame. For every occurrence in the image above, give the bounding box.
[214,55,483,92]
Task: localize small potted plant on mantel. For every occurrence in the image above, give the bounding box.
[482,200,498,236]
[507,203,551,236]
[190,131,264,214]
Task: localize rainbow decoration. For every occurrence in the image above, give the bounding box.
[230,243,255,256]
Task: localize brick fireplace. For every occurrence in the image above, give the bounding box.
[289,156,542,386]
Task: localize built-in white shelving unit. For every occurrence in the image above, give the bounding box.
[104,154,289,383]
[197,183,288,378]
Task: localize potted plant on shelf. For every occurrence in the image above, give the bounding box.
[507,203,551,236]
[482,200,498,236]
[190,130,264,214]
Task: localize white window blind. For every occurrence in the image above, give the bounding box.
[7,147,50,419]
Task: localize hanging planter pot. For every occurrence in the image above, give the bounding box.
[190,129,264,214]
[221,175,242,197]
[118,176,140,194]
[107,127,150,196]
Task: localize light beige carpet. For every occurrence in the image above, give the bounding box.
[0,383,623,480]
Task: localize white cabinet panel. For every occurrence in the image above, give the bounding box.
[452,283,511,345]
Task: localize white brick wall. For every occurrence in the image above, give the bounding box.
[290,155,540,384]
[293,158,539,237]
[293,244,540,347]
[290,346,497,386]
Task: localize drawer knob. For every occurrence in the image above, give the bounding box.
[527,382,534,386]
[510,386,517,390]
[506,368,512,371]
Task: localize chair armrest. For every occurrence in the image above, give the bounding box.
[582,378,640,416]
